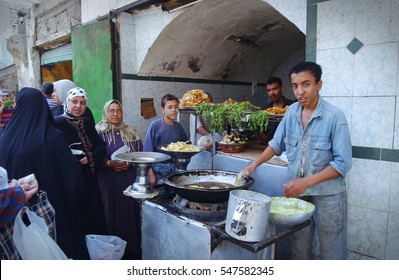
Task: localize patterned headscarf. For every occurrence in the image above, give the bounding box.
[95,99,141,148]
[64,87,88,120]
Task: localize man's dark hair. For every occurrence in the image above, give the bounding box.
[289,61,322,83]
[266,77,283,86]
[41,82,54,96]
[161,94,179,108]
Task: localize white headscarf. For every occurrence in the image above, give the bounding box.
[53,79,77,106]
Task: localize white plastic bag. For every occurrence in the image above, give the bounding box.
[13,207,69,260]
[85,234,127,260]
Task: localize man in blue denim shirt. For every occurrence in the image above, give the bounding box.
[242,61,352,259]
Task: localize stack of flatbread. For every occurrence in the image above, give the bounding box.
[180,89,211,107]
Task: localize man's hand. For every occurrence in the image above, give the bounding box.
[283,178,309,197]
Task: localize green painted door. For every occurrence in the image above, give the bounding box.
[71,19,113,123]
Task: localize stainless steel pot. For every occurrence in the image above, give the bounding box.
[163,169,255,203]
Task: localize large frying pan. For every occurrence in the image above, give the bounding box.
[163,169,254,203]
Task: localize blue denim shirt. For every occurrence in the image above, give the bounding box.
[269,97,352,195]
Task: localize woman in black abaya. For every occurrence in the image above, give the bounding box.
[0,87,89,259]
[54,87,107,237]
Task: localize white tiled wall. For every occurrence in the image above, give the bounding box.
[132,7,182,73]
[317,0,355,50]
[348,161,399,259]
[353,43,398,97]
[119,12,136,73]
[352,97,395,149]
[266,0,307,34]
[317,0,399,259]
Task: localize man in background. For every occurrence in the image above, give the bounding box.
[259,77,295,144]
[41,82,57,110]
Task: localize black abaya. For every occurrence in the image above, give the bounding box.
[0,87,89,259]
[54,115,108,237]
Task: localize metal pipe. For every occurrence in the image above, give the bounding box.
[168,0,203,13]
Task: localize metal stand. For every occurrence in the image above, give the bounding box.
[115,152,171,199]
[209,219,311,253]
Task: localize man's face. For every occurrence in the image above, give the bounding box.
[290,70,322,109]
[161,99,179,121]
[266,82,283,102]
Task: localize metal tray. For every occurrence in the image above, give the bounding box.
[178,106,197,114]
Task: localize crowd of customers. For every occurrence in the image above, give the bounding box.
[0,81,146,260]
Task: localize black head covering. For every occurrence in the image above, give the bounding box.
[0,87,89,259]
[41,82,54,96]
[0,87,54,174]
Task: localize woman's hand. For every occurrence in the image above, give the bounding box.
[21,179,39,201]
[79,154,88,165]
[108,160,132,172]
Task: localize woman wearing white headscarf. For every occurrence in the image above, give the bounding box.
[54,87,107,241]
[96,99,143,259]
[52,79,95,125]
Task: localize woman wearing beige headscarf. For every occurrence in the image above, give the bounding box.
[96,99,143,259]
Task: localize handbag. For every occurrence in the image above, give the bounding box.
[27,190,56,240]
[12,206,68,260]
[0,220,21,260]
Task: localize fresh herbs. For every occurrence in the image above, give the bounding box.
[248,110,269,132]
[196,103,226,133]
[225,101,258,130]
[2,99,14,109]
[196,101,266,133]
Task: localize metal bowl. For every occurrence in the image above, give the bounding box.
[156,144,205,158]
[156,144,205,171]
[268,197,315,226]
[115,152,171,163]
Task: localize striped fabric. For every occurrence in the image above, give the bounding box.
[0,108,15,127]
[46,97,58,110]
